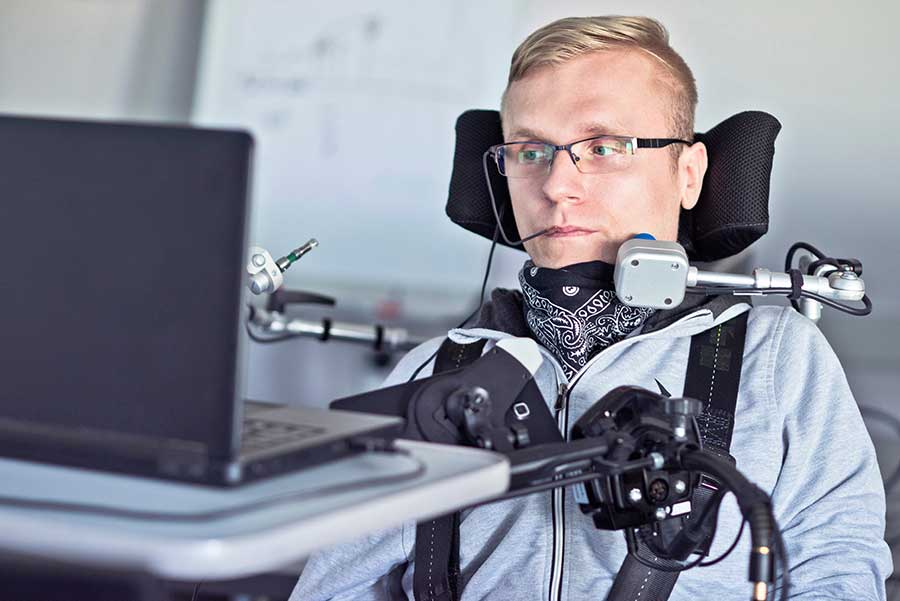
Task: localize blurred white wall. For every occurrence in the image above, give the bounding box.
[0,0,204,121]
[0,2,897,479]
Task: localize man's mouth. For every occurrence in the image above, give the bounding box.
[545,225,596,238]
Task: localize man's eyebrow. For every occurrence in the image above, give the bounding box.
[571,121,628,137]
[506,121,627,143]
[505,127,546,141]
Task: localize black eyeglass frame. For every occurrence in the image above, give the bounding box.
[488,134,693,177]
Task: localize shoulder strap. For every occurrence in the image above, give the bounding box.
[413,338,486,601]
[683,312,748,456]
[606,311,749,601]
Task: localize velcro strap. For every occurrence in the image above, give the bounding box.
[788,269,804,301]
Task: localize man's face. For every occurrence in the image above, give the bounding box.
[502,49,703,268]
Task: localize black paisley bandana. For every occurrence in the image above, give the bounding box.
[519,259,655,379]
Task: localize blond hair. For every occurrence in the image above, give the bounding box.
[502,16,697,144]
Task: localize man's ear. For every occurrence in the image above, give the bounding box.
[679,141,708,211]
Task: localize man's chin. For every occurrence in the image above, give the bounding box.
[527,238,618,268]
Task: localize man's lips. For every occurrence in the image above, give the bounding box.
[544,225,597,237]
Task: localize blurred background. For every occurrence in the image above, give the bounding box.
[0,0,897,597]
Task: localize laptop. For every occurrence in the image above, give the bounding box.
[0,114,402,486]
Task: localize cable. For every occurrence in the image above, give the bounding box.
[481,150,548,247]
[0,449,426,522]
[806,257,844,275]
[406,223,501,383]
[687,286,795,296]
[190,581,202,601]
[773,518,790,601]
[698,519,746,567]
[685,286,871,316]
[630,546,706,573]
[784,242,827,273]
[460,222,501,329]
[406,347,441,383]
[625,487,729,573]
[679,448,788,598]
[799,289,872,316]
[782,242,868,314]
[784,242,827,310]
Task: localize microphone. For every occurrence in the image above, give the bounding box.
[481,149,552,246]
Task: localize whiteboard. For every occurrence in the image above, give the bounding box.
[193,0,522,318]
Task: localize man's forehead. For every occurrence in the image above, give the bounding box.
[502,49,671,141]
[506,120,629,142]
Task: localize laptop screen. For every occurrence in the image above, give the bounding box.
[0,115,252,458]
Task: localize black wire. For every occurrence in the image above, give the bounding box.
[687,286,795,296]
[627,488,729,573]
[784,241,827,272]
[406,346,441,383]
[773,518,791,601]
[406,223,501,383]
[482,150,547,247]
[784,241,828,310]
[630,547,706,573]
[463,223,501,329]
[685,286,871,317]
[800,289,872,316]
[806,258,844,275]
[0,449,426,522]
[859,405,900,493]
[190,581,202,601]
[698,519,746,567]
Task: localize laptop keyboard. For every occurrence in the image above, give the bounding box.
[240,416,327,453]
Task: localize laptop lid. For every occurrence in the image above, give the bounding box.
[0,114,252,461]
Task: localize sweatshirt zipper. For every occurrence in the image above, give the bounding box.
[452,308,718,601]
[544,308,717,601]
[549,381,568,601]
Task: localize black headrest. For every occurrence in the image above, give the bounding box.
[446,110,781,262]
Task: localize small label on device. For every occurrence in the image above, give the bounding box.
[670,500,692,517]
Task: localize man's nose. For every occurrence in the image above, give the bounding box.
[540,149,585,205]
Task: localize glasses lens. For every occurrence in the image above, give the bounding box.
[497,142,552,178]
[573,136,633,173]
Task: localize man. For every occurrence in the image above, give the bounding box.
[292,16,892,600]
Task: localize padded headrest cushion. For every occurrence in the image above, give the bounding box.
[446,110,781,262]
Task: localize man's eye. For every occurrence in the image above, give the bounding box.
[591,143,617,157]
[518,149,546,163]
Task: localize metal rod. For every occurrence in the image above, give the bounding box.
[692,269,757,288]
[249,307,426,352]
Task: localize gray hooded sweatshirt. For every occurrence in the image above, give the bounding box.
[291,290,892,600]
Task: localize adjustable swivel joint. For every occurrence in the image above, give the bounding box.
[571,386,702,532]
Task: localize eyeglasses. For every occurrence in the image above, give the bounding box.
[489,134,691,178]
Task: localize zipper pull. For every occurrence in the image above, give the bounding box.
[555,383,568,411]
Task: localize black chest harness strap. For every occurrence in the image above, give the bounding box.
[604,311,748,601]
[413,311,749,601]
[413,338,486,601]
